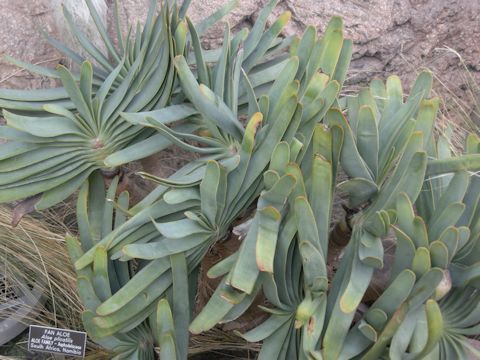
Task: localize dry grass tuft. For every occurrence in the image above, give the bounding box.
[0,205,101,356]
[189,328,261,358]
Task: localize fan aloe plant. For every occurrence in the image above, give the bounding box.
[0,0,292,219]
[2,0,480,359]
[0,0,183,218]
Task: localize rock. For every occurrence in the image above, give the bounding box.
[0,0,107,89]
[0,0,59,90]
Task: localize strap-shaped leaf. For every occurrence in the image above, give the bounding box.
[0,148,80,185]
[163,188,200,205]
[95,258,170,316]
[271,212,297,306]
[295,292,325,328]
[4,111,84,138]
[156,299,177,359]
[243,11,291,71]
[339,251,374,314]
[0,162,92,203]
[76,276,102,312]
[368,134,426,215]
[409,70,433,101]
[391,225,416,283]
[415,98,439,149]
[295,196,322,254]
[294,26,316,81]
[189,279,242,334]
[455,226,471,253]
[438,227,459,262]
[302,72,328,104]
[370,269,416,318]
[361,303,410,360]
[412,216,429,248]
[396,192,416,238]
[2,54,63,80]
[93,246,112,302]
[309,154,333,256]
[326,108,373,181]
[256,206,282,273]
[239,313,292,342]
[450,261,480,287]
[270,142,290,174]
[121,234,211,260]
[412,247,431,277]
[212,23,230,99]
[379,94,426,170]
[170,253,189,360]
[428,202,465,241]
[332,39,352,88]
[298,241,327,292]
[230,218,260,294]
[221,280,263,323]
[187,16,209,86]
[257,320,292,360]
[200,160,227,225]
[225,112,263,204]
[426,154,480,176]
[260,174,297,209]
[174,55,244,140]
[429,170,469,222]
[266,57,299,119]
[207,253,238,279]
[301,294,327,356]
[153,218,210,239]
[79,61,94,114]
[302,80,339,129]
[356,105,379,178]
[317,16,344,77]
[429,241,449,269]
[57,65,96,129]
[322,240,373,359]
[358,321,377,342]
[103,133,172,167]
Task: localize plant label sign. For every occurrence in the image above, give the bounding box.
[28,325,87,358]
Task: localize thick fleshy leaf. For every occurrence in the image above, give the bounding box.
[256,206,282,273]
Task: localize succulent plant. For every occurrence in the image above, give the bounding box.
[0,0,291,217]
[67,14,350,359]
[1,0,183,112]
[0,0,184,220]
[1,0,480,359]
[66,173,188,359]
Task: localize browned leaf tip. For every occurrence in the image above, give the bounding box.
[12,194,42,227]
